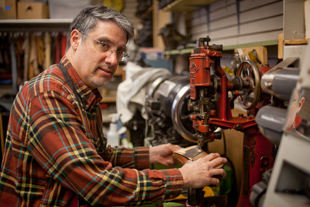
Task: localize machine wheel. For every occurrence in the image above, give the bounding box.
[236,60,261,110]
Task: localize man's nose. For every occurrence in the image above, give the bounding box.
[105,49,119,65]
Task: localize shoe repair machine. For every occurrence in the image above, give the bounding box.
[144,36,296,206]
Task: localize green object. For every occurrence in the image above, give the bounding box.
[129,204,157,207]
[220,164,232,195]
[153,163,182,170]
[129,202,185,207]
[132,158,232,207]
[163,202,184,207]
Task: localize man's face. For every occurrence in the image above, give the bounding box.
[71,21,127,90]
[285,90,305,130]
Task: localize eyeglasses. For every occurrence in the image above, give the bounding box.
[80,31,129,62]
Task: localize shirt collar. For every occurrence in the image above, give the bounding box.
[60,56,102,108]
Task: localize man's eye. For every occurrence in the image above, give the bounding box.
[116,51,123,55]
[100,42,110,51]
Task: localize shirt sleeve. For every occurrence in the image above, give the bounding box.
[28,91,184,206]
[103,145,150,170]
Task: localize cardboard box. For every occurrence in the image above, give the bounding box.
[49,0,90,19]
[0,0,17,19]
[17,2,49,19]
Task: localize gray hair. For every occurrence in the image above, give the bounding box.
[69,5,134,42]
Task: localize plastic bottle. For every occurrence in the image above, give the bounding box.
[107,113,119,147]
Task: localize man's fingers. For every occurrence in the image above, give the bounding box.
[167,157,177,166]
[208,177,221,186]
[184,159,193,165]
[212,157,227,169]
[210,168,227,179]
[170,144,182,151]
[198,153,227,168]
[204,153,221,161]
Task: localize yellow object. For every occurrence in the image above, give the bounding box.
[166,193,187,201]
[222,65,234,76]
[102,0,124,12]
[203,186,215,197]
[248,51,260,67]
[166,186,215,202]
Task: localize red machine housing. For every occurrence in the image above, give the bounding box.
[187,37,275,207]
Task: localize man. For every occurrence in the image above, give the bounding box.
[285,89,306,133]
[0,5,227,206]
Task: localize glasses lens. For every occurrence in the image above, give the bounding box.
[116,51,127,61]
[81,31,129,62]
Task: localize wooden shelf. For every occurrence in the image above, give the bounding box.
[100,96,117,103]
[161,0,219,12]
[284,39,309,45]
[0,19,72,32]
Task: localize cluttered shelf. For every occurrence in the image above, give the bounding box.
[100,96,117,103]
[0,0,94,31]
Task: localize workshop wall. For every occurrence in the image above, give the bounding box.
[121,0,141,35]
[186,0,283,47]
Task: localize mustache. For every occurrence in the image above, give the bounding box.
[97,65,114,72]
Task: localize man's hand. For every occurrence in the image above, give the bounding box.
[149,144,181,167]
[179,153,227,188]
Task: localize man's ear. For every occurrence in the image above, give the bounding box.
[70,30,81,50]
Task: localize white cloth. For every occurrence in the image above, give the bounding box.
[117,61,171,123]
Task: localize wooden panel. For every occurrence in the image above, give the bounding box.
[209,25,239,39]
[234,46,268,66]
[190,7,282,39]
[209,3,236,21]
[190,15,207,28]
[100,96,116,103]
[210,16,238,30]
[239,15,283,35]
[240,0,282,11]
[278,33,284,59]
[284,39,309,45]
[192,13,282,40]
[283,0,305,40]
[240,1,283,23]
[209,0,235,11]
[185,0,283,47]
[191,23,209,35]
[190,9,207,26]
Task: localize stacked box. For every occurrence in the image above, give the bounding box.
[17,1,49,19]
[48,0,90,19]
[0,0,17,19]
